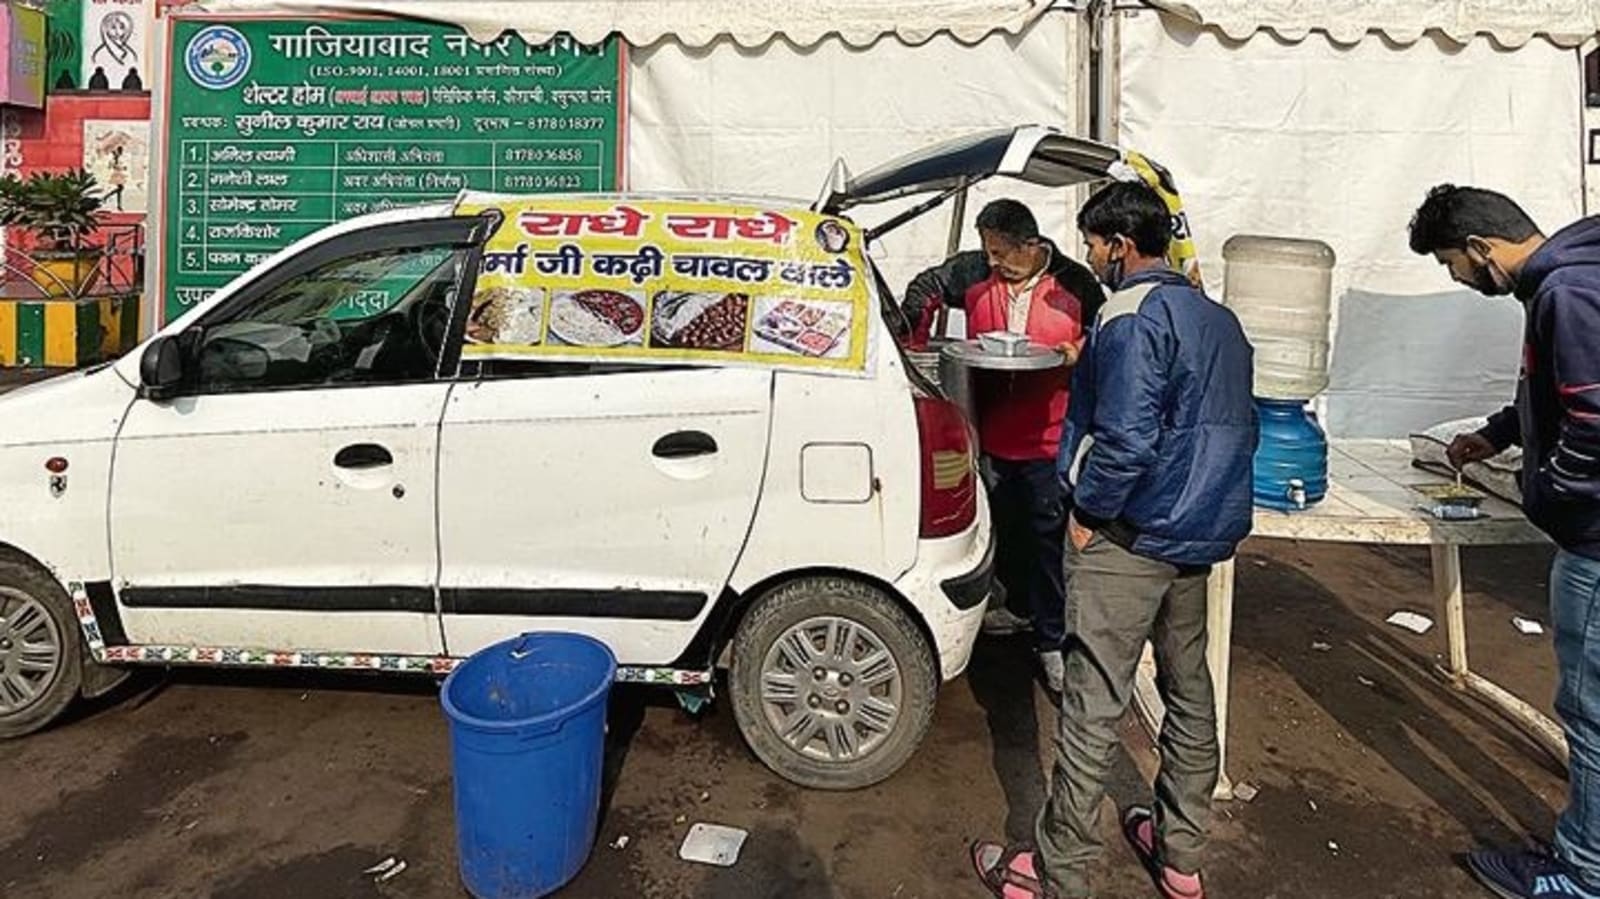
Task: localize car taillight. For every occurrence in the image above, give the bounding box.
[914,396,978,538]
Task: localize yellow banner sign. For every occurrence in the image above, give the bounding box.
[453,195,875,375]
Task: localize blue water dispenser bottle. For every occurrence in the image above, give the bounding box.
[1222,235,1337,512]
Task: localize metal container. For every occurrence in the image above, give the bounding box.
[938,349,977,426]
[936,340,1065,429]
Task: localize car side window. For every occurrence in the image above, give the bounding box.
[190,244,468,395]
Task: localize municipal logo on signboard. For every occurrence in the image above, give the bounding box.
[184,25,250,90]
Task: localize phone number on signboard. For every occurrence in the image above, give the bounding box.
[527,117,609,131]
[500,172,588,190]
[502,147,586,163]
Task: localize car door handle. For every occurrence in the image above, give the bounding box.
[652,431,718,459]
[334,443,394,470]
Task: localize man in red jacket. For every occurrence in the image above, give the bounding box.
[919,199,1091,691]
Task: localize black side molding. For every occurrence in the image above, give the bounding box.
[115,585,710,621]
[119,586,437,613]
[443,589,707,621]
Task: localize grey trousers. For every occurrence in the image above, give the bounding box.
[1035,535,1220,898]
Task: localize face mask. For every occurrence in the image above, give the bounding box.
[1094,231,1132,287]
[1463,245,1514,297]
[1098,257,1123,291]
[1471,261,1513,297]
[1097,240,1127,291]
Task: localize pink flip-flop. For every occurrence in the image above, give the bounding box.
[971,841,1057,899]
[1121,807,1205,899]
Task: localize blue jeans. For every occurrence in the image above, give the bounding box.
[1554,549,1600,886]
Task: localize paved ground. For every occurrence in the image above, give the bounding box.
[0,539,1567,899]
[0,366,1571,898]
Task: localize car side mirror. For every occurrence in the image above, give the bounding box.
[138,335,186,399]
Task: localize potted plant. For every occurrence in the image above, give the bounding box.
[0,168,105,297]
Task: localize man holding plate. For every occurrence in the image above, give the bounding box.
[905,198,1101,692]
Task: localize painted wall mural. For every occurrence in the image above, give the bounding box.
[82,118,146,212]
[82,0,148,91]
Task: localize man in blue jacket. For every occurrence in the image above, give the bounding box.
[1410,185,1600,899]
[972,181,1257,899]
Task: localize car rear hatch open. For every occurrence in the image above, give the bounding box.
[816,125,1122,250]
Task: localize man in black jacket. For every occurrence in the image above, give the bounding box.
[900,236,1105,664]
[1410,184,1600,899]
[901,241,1105,347]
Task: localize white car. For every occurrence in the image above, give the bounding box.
[0,127,1113,788]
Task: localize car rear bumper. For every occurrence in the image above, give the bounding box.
[894,495,993,682]
[940,529,994,611]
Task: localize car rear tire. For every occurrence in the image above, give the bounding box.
[0,559,82,738]
[729,576,937,790]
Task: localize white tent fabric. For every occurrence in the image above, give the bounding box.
[1146,0,1600,47]
[1117,8,1583,437]
[198,0,1056,48]
[628,13,1082,295]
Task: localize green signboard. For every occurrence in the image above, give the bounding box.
[159,16,624,323]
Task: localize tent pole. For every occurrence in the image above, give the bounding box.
[1088,0,1118,143]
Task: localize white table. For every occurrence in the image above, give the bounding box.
[1131,440,1560,800]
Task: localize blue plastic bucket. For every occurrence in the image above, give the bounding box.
[441,632,617,899]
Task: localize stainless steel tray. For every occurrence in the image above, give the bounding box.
[940,339,1065,371]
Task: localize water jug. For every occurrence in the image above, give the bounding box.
[1253,398,1328,511]
[1223,236,1336,399]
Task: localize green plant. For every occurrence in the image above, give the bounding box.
[0,169,104,253]
[0,173,26,224]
